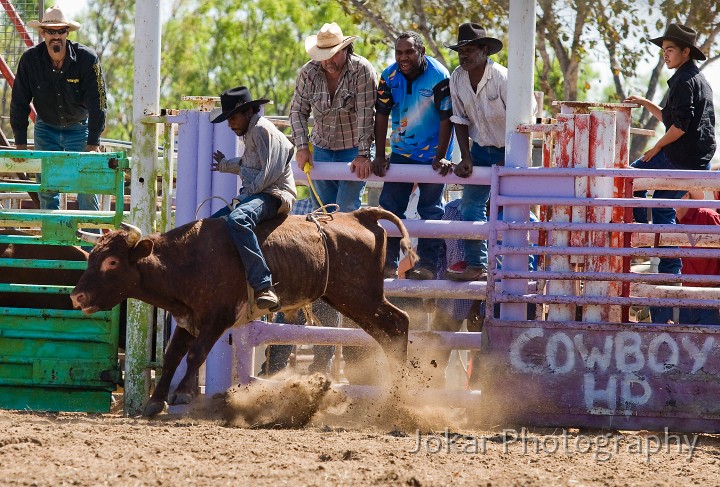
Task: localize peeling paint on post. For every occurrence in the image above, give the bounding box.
[584,111,617,322]
[547,114,576,321]
[570,114,589,252]
[611,107,632,317]
[126,3,162,416]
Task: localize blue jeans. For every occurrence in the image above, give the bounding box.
[211,193,280,292]
[379,152,444,270]
[461,144,504,268]
[310,146,366,212]
[34,119,99,211]
[679,307,720,325]
[631,151,705,323]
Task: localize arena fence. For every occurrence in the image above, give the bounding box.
[134,100,720,432]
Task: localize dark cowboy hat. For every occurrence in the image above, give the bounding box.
[649,23,706,61]
[445,22,503,54]
[209,86,270,124]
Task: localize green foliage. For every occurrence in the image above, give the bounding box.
[75,0,136,142]
[24,0,718,150]
[159,0,390,117]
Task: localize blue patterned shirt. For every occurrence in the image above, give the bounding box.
[376,56,453,163]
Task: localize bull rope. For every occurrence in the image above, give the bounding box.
[194,196,231,219]
[303,162,329,213]
[304,208,340,379]
[304,208,334,300]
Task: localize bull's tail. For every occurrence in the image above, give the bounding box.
[357,207,418,267]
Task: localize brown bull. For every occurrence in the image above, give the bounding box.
[71,207,415,416]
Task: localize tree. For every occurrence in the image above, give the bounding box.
[39,0,720,158]
[338,0,720,159]
[590,0,720,159]
[536,0,592,104]
[160,0,389,116]
[72,0,390,139]
[337,0,509,69]
[75,0,136,142]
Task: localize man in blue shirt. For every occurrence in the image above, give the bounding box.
[372,31,454,280]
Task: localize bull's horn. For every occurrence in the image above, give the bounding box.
[76,229,102,244]
[121,222,142,245]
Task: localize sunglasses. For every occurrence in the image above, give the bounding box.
[42,27,68,35]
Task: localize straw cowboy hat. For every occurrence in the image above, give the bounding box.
[209,86,270,124]
[28,6,81,32]
[445,22,503,55]
[650,23,706,61]
[305,23,357,62]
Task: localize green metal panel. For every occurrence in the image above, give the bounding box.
[0,151,129,412]
[0,295,121,413]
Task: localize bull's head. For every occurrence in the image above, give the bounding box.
[70,224,153,314]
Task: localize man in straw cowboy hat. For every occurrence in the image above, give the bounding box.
[290,22,377,210]
[444,22,534,281]
[209,86,296,311]
[288,23,378,374]
[11,5,107,212]
[625,23,716,324]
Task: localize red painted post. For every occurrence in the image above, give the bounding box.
[571,114,590,252]
[612,107,633,320]
[547,113,576,322]
[0,0,35,48]
[584,110,617,323]
[0,1,36,122]
[623,182,634,322]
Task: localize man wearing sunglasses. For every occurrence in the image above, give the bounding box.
[10,6,107,212]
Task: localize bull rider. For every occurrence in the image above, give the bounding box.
[210,86,296,311]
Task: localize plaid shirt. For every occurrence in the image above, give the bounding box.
[289,54,377,155]
[290,197,315,216]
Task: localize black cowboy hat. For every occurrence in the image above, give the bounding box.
[209,86,270,124]
[445,22,503,55]
[650,23,706,61]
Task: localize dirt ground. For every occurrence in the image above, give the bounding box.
[2,376,720,486]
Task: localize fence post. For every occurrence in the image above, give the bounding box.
[125,1,161,416]
[501,0,536,321]
[584,110,617,322]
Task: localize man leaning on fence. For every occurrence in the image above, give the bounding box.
[624,23,716,324]
[445,22,519,281]
[289,22,377,211]
[372,31,454,280]
[10,6,107,212]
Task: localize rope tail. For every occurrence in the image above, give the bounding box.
[359,207,418,267]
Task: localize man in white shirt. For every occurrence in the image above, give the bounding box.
[445,23,509,281]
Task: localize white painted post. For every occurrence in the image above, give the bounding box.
[125,1,161,416]
[584,111,617,322]
[501,0,536,321]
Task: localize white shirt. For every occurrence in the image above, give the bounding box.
[450,59,508,149]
